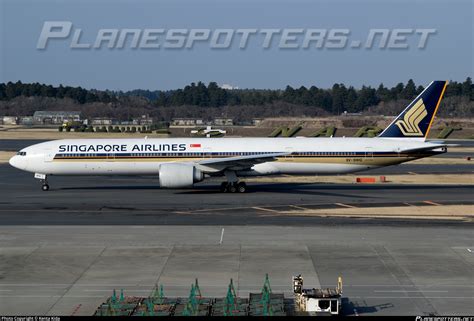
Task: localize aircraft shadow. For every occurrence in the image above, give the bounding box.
[60,182,467,195]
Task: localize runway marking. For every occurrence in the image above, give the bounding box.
[335,203,357,208]
[252,207,280,213]
[289,205,309,210]
[403,202,416,207]
[374,290,448,293]
[467,248,472,253]
[423,200,442,206]
[193,206,255,212]
[219,228,225,245]
[408,171,418,175]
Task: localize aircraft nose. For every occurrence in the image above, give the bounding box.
[9,155,25,170]
[9,155,19,168]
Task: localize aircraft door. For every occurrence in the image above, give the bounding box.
[203,147,212,159]
[365,148,374,158]
[284,147,294,161]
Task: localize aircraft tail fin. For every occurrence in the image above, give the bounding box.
[378,80,448,140]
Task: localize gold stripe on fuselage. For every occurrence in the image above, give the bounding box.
[53,155,426,166]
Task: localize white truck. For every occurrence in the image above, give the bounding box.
[293,275,342,316]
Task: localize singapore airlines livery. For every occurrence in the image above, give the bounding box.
[10,81,448,193]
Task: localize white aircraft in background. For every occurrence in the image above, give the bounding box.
[190,126,226,137]
[10,81,449,193]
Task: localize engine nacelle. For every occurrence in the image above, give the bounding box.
[158,163,204,188]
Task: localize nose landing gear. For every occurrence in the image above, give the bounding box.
[34,173,50,191]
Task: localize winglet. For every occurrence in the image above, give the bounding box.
[378,81,448,140]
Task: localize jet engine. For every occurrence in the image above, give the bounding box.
[158,163,204,188]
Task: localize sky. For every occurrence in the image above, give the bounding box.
[0,0,472,91]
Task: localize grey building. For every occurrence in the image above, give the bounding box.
[213,118,234,126]
[19,117,34,125]
[33,111,81,125]
[2,116,18,125]
[171,118,204,126]
[91,117,114,125]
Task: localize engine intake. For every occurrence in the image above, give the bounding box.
[159,163,204,188]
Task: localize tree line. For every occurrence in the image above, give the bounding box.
[0,78,472,116]
[0,82,116,104]
[154,78,473,115]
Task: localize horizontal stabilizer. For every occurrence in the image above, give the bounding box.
[399,144,447,153]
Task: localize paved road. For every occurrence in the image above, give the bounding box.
[0,139,46,151]
[0,225,472,316]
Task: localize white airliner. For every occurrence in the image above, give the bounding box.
[10,81,449,193]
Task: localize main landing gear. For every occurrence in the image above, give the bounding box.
[220,181,247,193]
[220,170,247,193]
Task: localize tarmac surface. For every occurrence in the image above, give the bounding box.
[0,164,473,225]
[0,225,472,316]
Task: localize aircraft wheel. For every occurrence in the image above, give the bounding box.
[41,184,50,191]
[237,182,247,193]
[220,182,228,192]
[228,183,237,193]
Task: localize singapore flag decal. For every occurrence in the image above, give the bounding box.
[190,143,201,148]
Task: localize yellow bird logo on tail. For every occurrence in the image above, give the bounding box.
[395,99,428,136]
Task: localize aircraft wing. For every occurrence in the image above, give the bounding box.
[195,152,288,172]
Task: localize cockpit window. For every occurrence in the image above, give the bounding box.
[17,151,27,156]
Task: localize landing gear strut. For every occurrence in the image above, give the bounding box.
[220,181,247,193]
[221,170,247,193]
[34,173,49,191]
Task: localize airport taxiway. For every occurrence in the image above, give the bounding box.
[0,164,473,225]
